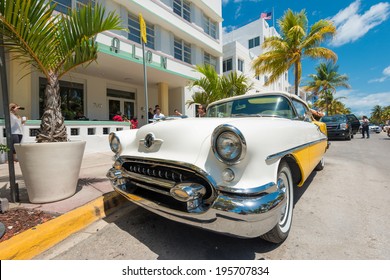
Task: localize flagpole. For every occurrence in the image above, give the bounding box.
[272,7,275,28]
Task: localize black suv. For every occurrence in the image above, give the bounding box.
[320,114,360,140]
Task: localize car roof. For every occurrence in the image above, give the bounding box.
[207,91,308,108]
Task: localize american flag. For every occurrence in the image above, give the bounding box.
[260,12,272,20]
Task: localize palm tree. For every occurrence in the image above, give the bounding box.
[0,0,123,142]
[305,62,351,97]
[252,9,337,95]
[220,71,254,98]
[187,64,253,107]
[314,91,349,115]
[370,105,383,124]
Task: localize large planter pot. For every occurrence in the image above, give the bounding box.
[15,141,86,203]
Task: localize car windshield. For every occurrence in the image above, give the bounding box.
[321,115,347,122]
[206,95,296,119]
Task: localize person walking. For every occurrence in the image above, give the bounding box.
[361,115,370,139]
[9,103,26,162]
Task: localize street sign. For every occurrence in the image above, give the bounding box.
[139,13,147,44]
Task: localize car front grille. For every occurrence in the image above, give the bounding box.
[118,157,216,212]
[326,124,339,131]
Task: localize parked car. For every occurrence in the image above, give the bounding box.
[107,92,328,244]
[320,114,357,140]
[369,124,381,133]
[346,114,361,135]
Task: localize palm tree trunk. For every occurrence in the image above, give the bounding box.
[36,72,67,143]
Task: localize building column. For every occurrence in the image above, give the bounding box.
[158,82,169,116]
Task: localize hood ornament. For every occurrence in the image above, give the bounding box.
[144,133,155,149]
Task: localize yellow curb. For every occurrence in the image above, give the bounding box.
[0,191,126,260]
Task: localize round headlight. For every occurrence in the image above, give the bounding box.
[212,125,246,165]
[109,133,121,154]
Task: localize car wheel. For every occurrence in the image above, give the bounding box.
[345,129,352,140]
[261,162,293,244]
[314,157,325,171]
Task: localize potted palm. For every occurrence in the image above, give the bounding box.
[0,0,124,203]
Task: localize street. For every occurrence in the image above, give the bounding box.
[36,132,390,260]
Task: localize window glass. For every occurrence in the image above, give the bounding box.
[223,58,232,72]
[174,38,191,64]
[238,59,244,72]
[39,78,84,120]
[128,13,155,49]
[52,0,71,14]
[248,36,260,49]
[173,0,191,22]
[204,52,218,70]
[207,95,295,119]
[203,14,217,39]
[292,100,311,121]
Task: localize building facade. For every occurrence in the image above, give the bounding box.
[0,0,223,125]
[223,17,290,94]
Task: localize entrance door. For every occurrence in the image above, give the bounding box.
[108,98,135,120]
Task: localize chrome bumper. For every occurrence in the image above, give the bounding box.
[107,167,286,238]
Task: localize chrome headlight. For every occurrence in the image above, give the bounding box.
[339,123,348,130]
[211,124,246,165]
[108,132,121,154]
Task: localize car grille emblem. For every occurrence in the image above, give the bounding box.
[144,133,155,149]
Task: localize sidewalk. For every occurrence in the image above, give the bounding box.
[0,151,127,260]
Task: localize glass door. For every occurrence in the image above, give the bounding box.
[108,99,121,120]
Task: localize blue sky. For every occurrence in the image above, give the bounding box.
[222,0,390,117]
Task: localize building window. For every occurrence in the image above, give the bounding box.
[204,52,218,70]
[248,36,260,49]
[52,0,95,14]
[238,59,244,72]
[203,14,217,39]
[128,13,155,49]
[39,78,84,120]
[173,0,191,22]
[285,73,288,80]
[223,58,233,72]
[174,37,191,64]
[52,0,71,13]
[264,76,269,84]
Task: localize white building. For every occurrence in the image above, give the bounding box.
[0,0,223,124]
[223,17,290,94]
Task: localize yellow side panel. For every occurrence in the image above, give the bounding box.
[292,140,327,186]
[313,120,328,136]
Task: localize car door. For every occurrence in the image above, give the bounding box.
[292,99,327,183]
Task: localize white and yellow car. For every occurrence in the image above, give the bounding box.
[107,91,328,243]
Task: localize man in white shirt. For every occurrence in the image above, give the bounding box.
[153,108,165,119]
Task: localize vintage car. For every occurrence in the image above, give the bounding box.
[107,91,328,243]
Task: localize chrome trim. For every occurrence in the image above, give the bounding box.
[111,181,285,238]
[266,137,328,162]
[139,133,164,149]
[108,132,121,154]
[122,169,175,189]
[216,182,277,195]
[211,124,247,165]
[119,156,218,189]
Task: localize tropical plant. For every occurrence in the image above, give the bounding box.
[252,9,337,95]
[187,64,253,107]
[370,105,383,124]
[304,62,351,97]
[0,0,123,142]
[314,90,350,115]
[305,62,351,115]
[0,143,10,153]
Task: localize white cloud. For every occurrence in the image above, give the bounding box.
[336,89,390,116]
[330,0,390,47]
[369,65,390,83]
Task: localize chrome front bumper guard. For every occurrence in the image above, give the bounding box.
[107,168,286,238]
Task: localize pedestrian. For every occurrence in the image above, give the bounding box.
[9,103,26,162]
[148,107,154,121]
[153,108,165,119]
[173,109,182,116]
[130,116,138,129]
[197,104,206,117]
[112,111,123,122]
[361,115,370,139]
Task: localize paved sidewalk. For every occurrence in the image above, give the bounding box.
[0,151,127,259]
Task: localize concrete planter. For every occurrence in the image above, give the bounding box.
[15,141,86,203]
